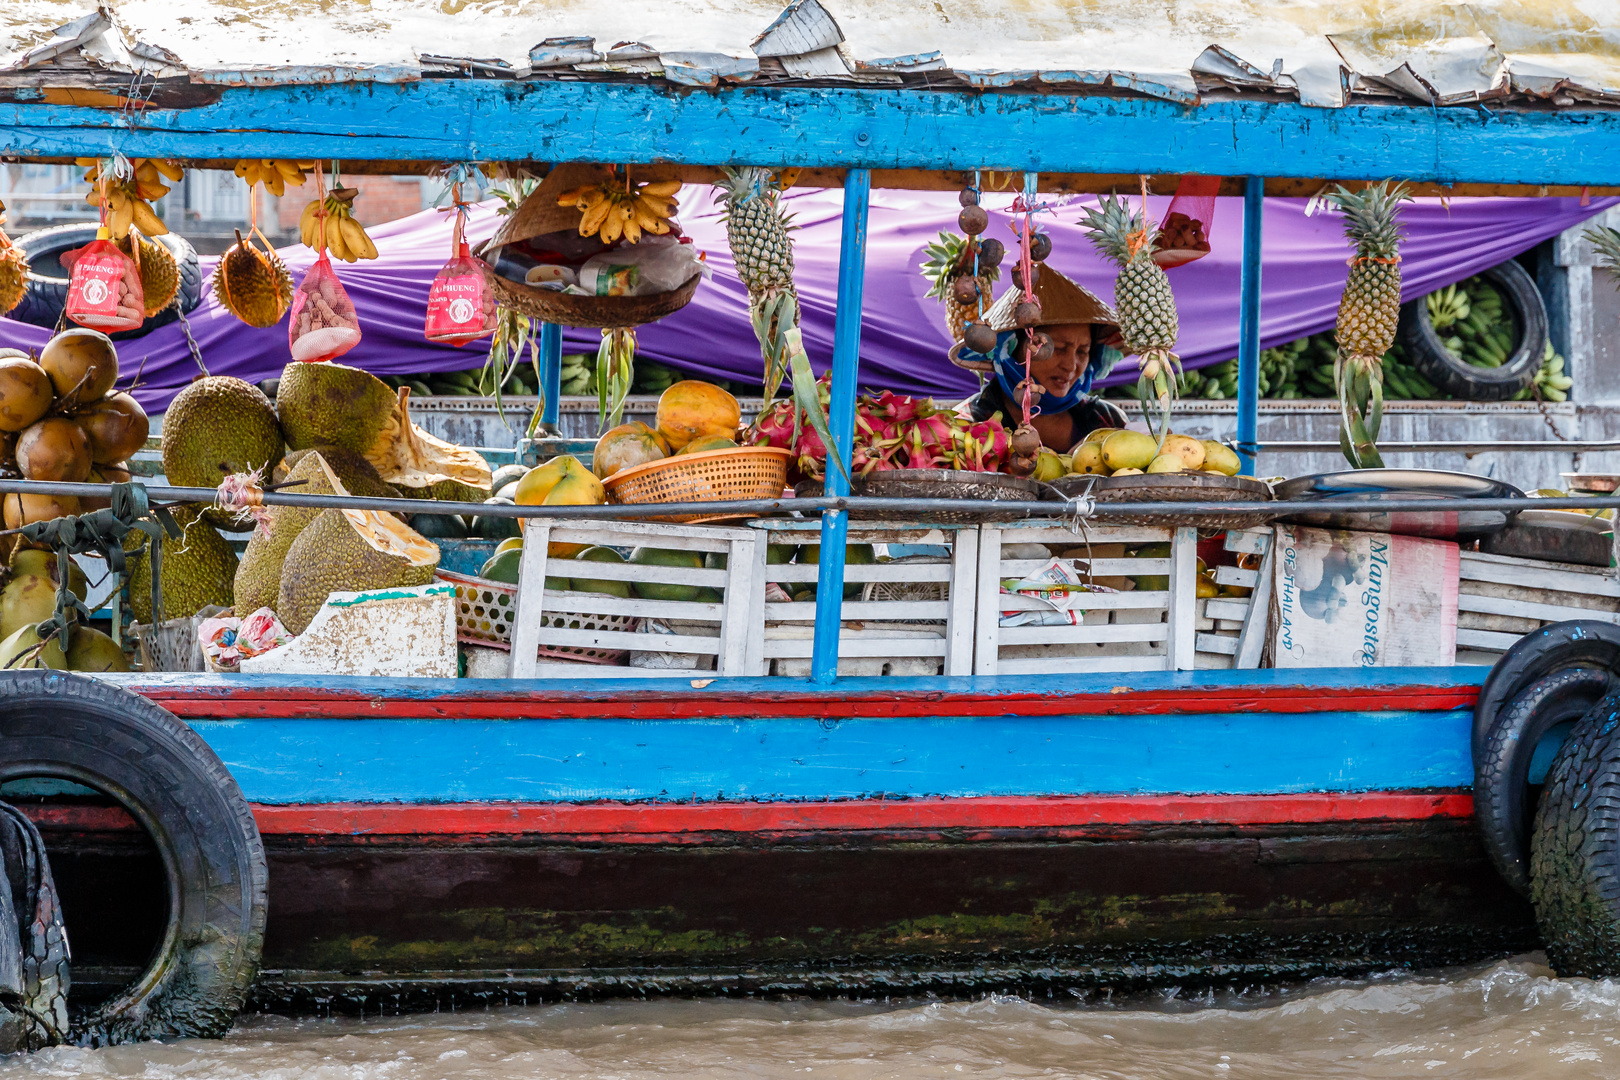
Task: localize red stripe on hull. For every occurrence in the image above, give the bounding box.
[21,792,1474,838]
[135,685,1480,721]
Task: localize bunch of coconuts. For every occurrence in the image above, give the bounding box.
[0,329,149,534]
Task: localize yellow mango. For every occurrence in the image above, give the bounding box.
[1100,429,1157,472]
[1162,434,1206,470]
[1200,441,1241,477]
[1146,453,1184,474]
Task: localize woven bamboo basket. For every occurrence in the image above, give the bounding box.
[485,269,702,329]
[604,446,791,523]
[1046,472,1274,529]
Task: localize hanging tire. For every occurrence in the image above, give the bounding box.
[1397,258,1548,401]
[1471,620,1620,761]
[1529,687,1620,976]
[0,671,265,1045]
[5,224,202,340]
[1474,667,1613,896]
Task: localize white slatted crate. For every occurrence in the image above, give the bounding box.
[1455,550,1620,664]
[1194,527,1274,671]
[746,521,978,677]
[972,523,1200,675]
[508,519,762,679]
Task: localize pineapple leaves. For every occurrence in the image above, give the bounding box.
[784,327,850,487]
[1585,225,1620,284]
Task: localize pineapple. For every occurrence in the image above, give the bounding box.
[715,166,799,399]
[1586,224,1620,282]
[1326,181,1412,469]
[920,231,998,341]
[1080,195,1181,441]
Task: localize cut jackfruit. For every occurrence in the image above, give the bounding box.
[276,507,439,634]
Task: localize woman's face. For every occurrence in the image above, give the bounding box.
[1026,324,1091,398]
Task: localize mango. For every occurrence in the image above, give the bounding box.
[1200,441,1241,477]
[1070,441,1105,475]
[1146,453,1184,474]
[1196,575,1220,598]
[1162,434,1206,470]
[1032,448,1068,482]
[1082,427,1116,445]
[1110,467,1144,476]
[1100,430,1157,473]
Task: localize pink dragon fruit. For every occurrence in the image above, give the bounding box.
[850,440,903,476]
[949,413,1012,472]
[748,397,797,450]
[794,419,829,480]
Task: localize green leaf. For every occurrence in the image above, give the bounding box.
[785,328,849,486]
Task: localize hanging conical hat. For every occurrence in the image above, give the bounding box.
[982,265,1120,338]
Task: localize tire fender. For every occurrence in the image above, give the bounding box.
[1472,620,1620,761]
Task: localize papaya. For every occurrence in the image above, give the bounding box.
[655,381,741,451]
[593,422,669,480]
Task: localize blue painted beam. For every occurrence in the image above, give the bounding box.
[538,321,561,429]
[187,707,1473,804]
[811,168,871,683]
[5,84,1620,184]
[1236,176,1264,474]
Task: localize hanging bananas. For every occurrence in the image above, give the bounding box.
[234,159,315,198]
[78,157,181,239]
[559,179,681,245]
[297,185,379,261]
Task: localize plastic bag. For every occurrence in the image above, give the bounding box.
[63,232,144,332]
[575,237,704,297]
[424,239,497,346]
[289,252,361,362]
[1153,175,1221,269]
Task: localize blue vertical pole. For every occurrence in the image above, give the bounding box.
[810,168,871,684]
[538,322,562,428]
[1235,177,1264,476]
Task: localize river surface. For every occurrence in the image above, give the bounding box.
[6,955,1620,1079]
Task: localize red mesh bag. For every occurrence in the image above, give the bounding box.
[425,212,497,346]
[63,231,144,332]
[1153,175,1222,269]
[289,252,361,362]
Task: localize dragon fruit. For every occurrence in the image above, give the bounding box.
[748,397,797,450]
[949,413,1012,472]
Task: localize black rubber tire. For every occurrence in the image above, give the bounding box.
[1397,258,1548,401]
[1529,687,1620,976]
[1475,667,1613,897]
[6,224,202,340]
[0,671,265,1045]
[1472,620,1620,761]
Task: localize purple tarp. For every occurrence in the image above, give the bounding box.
[1,189,1610,410]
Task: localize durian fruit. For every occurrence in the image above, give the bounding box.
[212,229,293,328]
[234,451,346,616]
[0,210,26,316]
[161,377,285,489]
[126,507,238,624]
[119,231,179,317]
[275,508,439,635]
[275,362,491,501]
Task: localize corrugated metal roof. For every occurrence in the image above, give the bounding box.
[3,0,1618,109]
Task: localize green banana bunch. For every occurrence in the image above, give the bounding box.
[1425,284,1470,332]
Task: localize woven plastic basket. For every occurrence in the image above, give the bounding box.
[437,568,638,665]
[603,446,791,523]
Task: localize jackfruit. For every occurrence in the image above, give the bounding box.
[282,445,400,500]
[127,508,238,623]
[234,451,346,616]
[161,377,285,489]
[276,507,439,635]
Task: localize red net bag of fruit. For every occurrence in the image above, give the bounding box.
[1153,175,1221,269]
[425,208,496,346]
[288,252,361,362]
[63,228,144,332]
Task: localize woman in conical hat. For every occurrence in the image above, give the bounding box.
[955,267,1128,452]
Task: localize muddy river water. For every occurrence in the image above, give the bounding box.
[5,955,1620,1079]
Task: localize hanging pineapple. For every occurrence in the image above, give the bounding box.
[1326,181,1413,469]
[1079,194,1181,442]
[1585,223,1620,282]
[714,166,799,400]
[921,231,1001,341]
[0,199,26,316]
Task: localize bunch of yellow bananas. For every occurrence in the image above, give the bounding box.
[78,158,180,239]
[298,185,378,261]
[559,180,681,245]
[235,159,313,197]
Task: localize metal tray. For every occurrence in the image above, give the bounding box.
[1481,507,1615,567]
[1271,468,1523,540]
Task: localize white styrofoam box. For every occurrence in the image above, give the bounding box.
[1193,528,1274,671]
[973,523,1200,675]
[1455,550,1620,664]
[241,584,457,678]
[747,520,978,677]
[508,519,761,678]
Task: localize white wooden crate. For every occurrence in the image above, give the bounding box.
[508,519,762,679]
[1193,527,1274,671]
[747,521,978,677]
[1455,550,1620,664]
[972,523,1200,675]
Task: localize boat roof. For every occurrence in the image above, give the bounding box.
[3,0,1618,111]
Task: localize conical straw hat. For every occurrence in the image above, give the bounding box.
[490,162,617,248]
[982,265,1119,337]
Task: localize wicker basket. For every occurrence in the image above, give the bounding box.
[604,446,791,523]
[1046,472,1274,529]
[437,568,637,665]
[485,270,702,329]
[796,469,1046,525]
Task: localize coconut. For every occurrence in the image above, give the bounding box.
[81,461,131,511]
[2,492,80,530]
[39,329,119,409]
[0,354,53,433]
[15,418,91,483]
[73,392,149,464]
